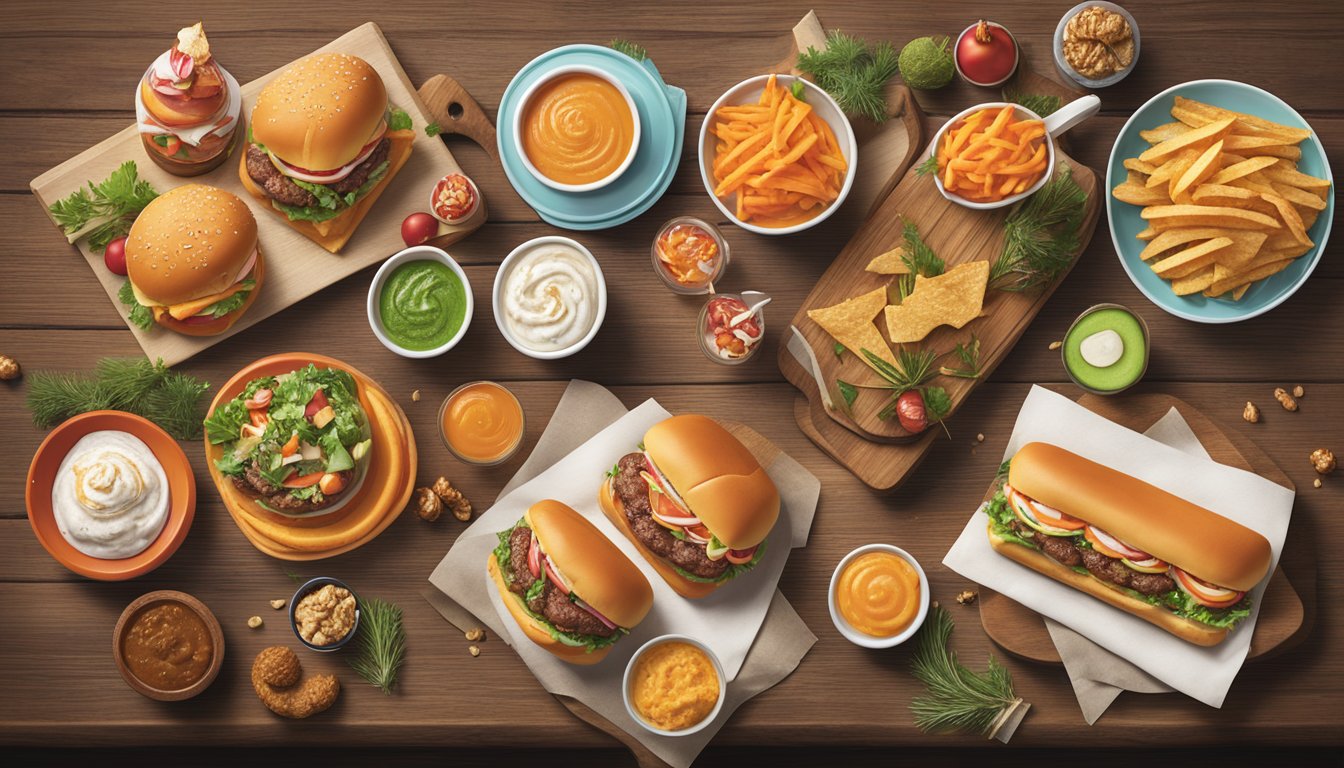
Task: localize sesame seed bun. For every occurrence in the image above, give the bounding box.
[251,52,388,171]
[126,183,259,306]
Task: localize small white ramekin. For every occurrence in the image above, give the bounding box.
[622,634,727,737]
[492,236,607,360]
[828,543,930,649]
[366,245,474,359]
[513,65,641,193]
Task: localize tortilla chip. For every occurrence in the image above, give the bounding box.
[807,287,898,369]
[865,247,910,275]
[883,261,989,344]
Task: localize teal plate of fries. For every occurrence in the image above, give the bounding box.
[1107,79,1333,323]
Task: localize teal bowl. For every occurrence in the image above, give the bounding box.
[1106,79,1333,323]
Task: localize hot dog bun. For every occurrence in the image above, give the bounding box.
[1008,442,1271,590]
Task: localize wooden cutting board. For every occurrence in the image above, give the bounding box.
[978,393,1311,664]
[29,22,489,367]
[778,50,1098,491]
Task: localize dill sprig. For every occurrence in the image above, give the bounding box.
[796,32,901,123]
[939,335,982,379]
[1003,90,1062,118]
[26,358,209,440]
[911,605,1024,735]
[608,38,648,61]
[990,165,1087,292]
[349,597,407,695]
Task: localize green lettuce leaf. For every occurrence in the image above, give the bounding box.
[291,178,344,211]
[214,450,247,477]
[388,107,412,132]
[118,280,154,330]
[271,161,390,222]
[673,541,768,584]
[199,281,255,318]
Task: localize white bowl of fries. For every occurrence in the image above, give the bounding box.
[1107,80,1333,322]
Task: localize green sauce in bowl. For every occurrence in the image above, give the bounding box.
[378,260,467,351]
[1063,305,1148,394]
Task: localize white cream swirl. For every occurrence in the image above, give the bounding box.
[52,431,169,559]
[501,243,600,352]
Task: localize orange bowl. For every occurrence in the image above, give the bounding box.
[26,411,196,580]
[204,353,416,560]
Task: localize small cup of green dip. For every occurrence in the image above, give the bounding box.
[367,246,474,358]
[1062,303,1149,395]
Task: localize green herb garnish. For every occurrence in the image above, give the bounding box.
[896,219,944,299]
[48,161,159,250]
[796,31,901,123]
[349,597,407,695]
[425,122,442,137]
[833,341,847,359]
[911,605,1025,736]
[837,380,859,410]
[1003,90,1062,118]
[915,152,940,177]
[939,335,982,379]
[609,38,648,61]
[388,106,413,132]
[26,358,209,440]
[990,165,1087,291]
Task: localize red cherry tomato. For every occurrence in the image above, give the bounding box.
[401,212,439,247]
[104,236,129,276]
[895,390,928,434]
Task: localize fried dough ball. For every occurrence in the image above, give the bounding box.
[251,646,339,719]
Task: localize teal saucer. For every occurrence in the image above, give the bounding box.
[498,45,685,230]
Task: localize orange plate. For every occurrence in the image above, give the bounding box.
[26,411,196,580]
[203,353,416,561]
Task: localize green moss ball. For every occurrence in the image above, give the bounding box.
[899,36,955,90]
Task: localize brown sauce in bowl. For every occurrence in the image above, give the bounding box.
[120,600,213,691]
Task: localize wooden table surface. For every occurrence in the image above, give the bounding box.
[2,0,1340,759]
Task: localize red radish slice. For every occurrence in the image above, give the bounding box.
[642,453,690,511]
[1173,567,1244,607]
[725,546,756,565]
[1122,556,1170,574]
[543,556,570,594]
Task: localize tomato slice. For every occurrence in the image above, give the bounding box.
[282,470,325,489]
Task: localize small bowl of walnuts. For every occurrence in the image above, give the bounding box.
[1054,2,1140,88]
[289,577,360,652]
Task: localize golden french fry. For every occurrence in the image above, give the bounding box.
[1259,192,1312,248]
[1151,237,1232,278]
[1146,149,1198,189]
[1140,117,1235,163]
[1135,227,1158,241]
[1299,206,1321,231]
[1139,227,1230,261]
[1171,140,1225,202]
[1141,204,1280,232]
[1208,155,1279,186]
[1231,283,1251,301]
[1171,265,1217,295]
[1140,122,1191,144]
[1272,182,1327,211]
[1213,231,1270,270]
[1222,135,1295,154]
[1172,96,1312,143]
[1208,259,1294,296]
[1113,182,1171,207]
[1261,163,1332,191]
[1124,157,1159,176]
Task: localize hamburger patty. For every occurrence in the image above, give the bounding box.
[230,465,352,513]
[245,138,391,208]
[613,453,729,580]
[542,583,615,637]
[506,525,545,613]
[1010,520,1176,596]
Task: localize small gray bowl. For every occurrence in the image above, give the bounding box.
[289,576,361,652]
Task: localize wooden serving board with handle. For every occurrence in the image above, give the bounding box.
[29,22,491,367]
[979,393,1312,664]
[778,40,1099,491]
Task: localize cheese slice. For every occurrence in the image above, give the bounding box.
[131,278,251,320]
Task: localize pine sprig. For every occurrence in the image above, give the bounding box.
[1003,90,1062,118]
[609,38,648,61]
[898,219,944,299]
[939,335,982,379]
[349,597,407,695]
[915,152,940,177]
[797,31,901,123]
[990,165,1087,291]
[26,358,209,440]
[911,605,1023,735]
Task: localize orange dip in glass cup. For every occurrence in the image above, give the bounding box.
[439,382,525,465]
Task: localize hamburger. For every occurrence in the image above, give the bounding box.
[986,442,1273,646]
[489,500,653,664]
[599,415,780,598]
[118,183,264,336]
[239,52,414,253]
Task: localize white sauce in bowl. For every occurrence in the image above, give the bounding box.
[500,242,600,352]
[51,430,169,559]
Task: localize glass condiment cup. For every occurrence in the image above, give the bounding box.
[651,216,730,295]
[438,381,526,466]
[697,291,767,366]
[1062,303,1151,395]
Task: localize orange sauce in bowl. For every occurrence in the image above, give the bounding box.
[440,382,524,464]
[835,551,921,637]
[521,73,635,186]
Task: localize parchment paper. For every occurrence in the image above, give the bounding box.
[944,386,1294,709]
[427,380,818,768]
